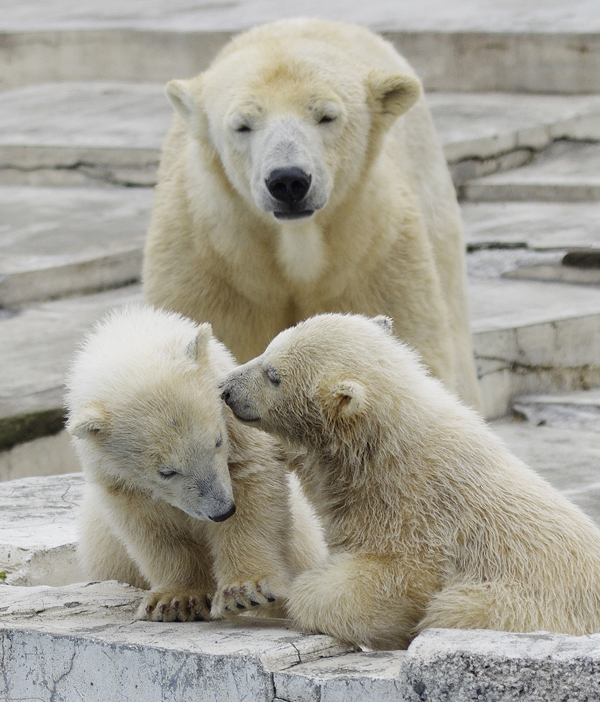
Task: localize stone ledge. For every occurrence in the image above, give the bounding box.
[2,29,600,94]
[2,582,600,702]
[402,628,600,702]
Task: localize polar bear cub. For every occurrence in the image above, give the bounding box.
[65,304,325,622]
[221,313,600,649]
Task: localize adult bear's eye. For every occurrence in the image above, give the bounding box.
[266,366,281,386]
[158,467,179,479]
[236,124,251,133]
[318,115,335,124]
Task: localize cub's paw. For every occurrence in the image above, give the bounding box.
[136,589,212,622]
[211,578,288,619]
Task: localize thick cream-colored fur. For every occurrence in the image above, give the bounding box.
[65,304,325,622]
[221,313,600,649]
[143,18,481,410]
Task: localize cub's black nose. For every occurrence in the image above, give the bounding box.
[266,167,311,205]
[209,504,236,523]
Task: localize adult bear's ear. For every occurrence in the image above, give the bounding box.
[166,76,207,132]
[367,70,421,120]
[187,323,213,362]
[323,380,367,419]
[66,403,108,440]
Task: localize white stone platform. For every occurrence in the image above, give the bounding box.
[2,580,600,701]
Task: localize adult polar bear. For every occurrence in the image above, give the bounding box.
[143,18,481,409]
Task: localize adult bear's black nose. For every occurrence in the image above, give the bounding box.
[266,167,311,205]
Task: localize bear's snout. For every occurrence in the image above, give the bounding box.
[221,377,261,424]
[209,503,236,523]
[266,167,312,205]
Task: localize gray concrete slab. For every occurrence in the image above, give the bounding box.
[510,389,600,433]
[4,29,600,95]
[491,417,600,526]
[2,1,600,92]
[0,186,152,305]
[461,201,600,251]
[1,0,598,34]
[0,473,83,586]
[0,284,142,450]
[503,262,600,285]
[0,82,169,186]
[0,429,79,482]
[463,141,600,202]
[428,92,600,164]
[470,278,600,417]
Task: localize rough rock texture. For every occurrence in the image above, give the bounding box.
[402,628,600,702]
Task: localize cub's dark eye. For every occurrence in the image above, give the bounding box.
[318,115,335,124]
[266,366,281,386]
[215,434,223,449]
[158,467,179,480]
[236,124,251,133]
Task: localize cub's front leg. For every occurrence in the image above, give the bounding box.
[208,457,295,618]
[287,551,424,650]
[97,488,216,622]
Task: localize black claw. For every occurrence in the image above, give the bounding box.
[267,596,276,602]
[249,600,259,606]
[236,603,246,609]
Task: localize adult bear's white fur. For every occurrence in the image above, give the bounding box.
[143,18,481,410]
[65,304,325,622]
[221,313,600,649]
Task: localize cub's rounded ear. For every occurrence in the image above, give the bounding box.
[323,380,367,419]
[165,76,205,127]
[66,403,107,440]
[367,70,421,119]
[187,323,213,362]
[373,315,393,333]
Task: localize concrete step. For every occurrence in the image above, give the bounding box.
[462,201,600,252]
[0,284,142,454]
[1,84,598,186]
[0,82,170,186]
[462,201,600,286]
[428,92,600,185]
[1,1,600,93]
[462,141,600,202]
[0,186,152,306]
[468,278,600,418]
[511,390,600,432]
